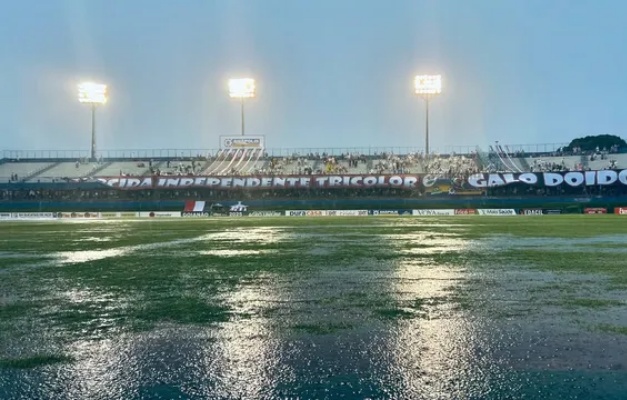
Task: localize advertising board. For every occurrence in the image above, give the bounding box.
[327,210,368,216]
[477,209,517,216]
[181,212,210,218]
[584,208,607,214]
[454,209,476,215]
[615,207,627,215]
[220,135,265,149]
[369,210,412,216]
[521,209,543,216]
[99,212,139,219]
[248,211,283,217]
[412,209,455,216]
[13,212,56,220]
[58,212,101,219]
[138,211,182,218]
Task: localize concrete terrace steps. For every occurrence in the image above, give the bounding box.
[82,161,114,178]
[518,157,531,171]
[21,162,60,182]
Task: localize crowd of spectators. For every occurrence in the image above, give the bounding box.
[423,153,480,179]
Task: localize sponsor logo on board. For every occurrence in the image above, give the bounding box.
[477,209,517,216]
[584,208,607,214]
[412,209,455,216]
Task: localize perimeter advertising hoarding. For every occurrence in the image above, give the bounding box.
[369,210,413,216]
[220,135,265,149]
[0,213,55,220]
[11,213,56,220]
[584,208,607,214]
[327,210,368,216]
[285,210,367,217]
[58,212,101,219]
[100,212,138,219]
[138,211,182,218]
[286,210,328,217]
[521,209,543,216]
[248,211,283,217]
[615,207,627,215]
[412,209,456,216]
[454,209,476,215]
[477,209,518,216]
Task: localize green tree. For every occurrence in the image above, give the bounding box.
[563,134,626,152]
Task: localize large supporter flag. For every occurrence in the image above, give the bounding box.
[183,201,206,212]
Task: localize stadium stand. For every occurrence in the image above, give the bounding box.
[3,142,627,184]
[37,161,103,181]
[0,162,55,182]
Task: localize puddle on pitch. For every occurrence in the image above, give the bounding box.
[4,222,627,399]
[477,234,627,253]
[73,237,113,243]
[202,227,287,244]
[198,249,278,257]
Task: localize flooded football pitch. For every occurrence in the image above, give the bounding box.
[1,216,627,399]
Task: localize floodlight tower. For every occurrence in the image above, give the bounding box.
[228,78,256,136]
[414,75,442,157]
[78,82,108,161]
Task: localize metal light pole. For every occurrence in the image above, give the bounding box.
[414,75,442,157]
[241,97,245,136]
[78,82,107,161]
[229,78,256,136]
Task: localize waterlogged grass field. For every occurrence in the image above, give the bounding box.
[1,216,627,399]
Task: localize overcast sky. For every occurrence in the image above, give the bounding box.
[1,0,626,153]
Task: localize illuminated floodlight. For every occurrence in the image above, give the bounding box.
[413,75,442,157]
[414,75,442,96]
[78,82,108,104]
[228,78,256,99]
[228,78,256,135]
[77,81,107,161]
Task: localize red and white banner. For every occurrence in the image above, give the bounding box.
[184,201,206,212]
[615,207,627,215]
[97,175,420,190]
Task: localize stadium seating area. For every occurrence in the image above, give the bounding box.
[1,144,627,183]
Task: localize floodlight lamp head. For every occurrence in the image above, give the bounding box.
[78,82,108,104]
[414,75,442,96]
[228,78,256,98]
